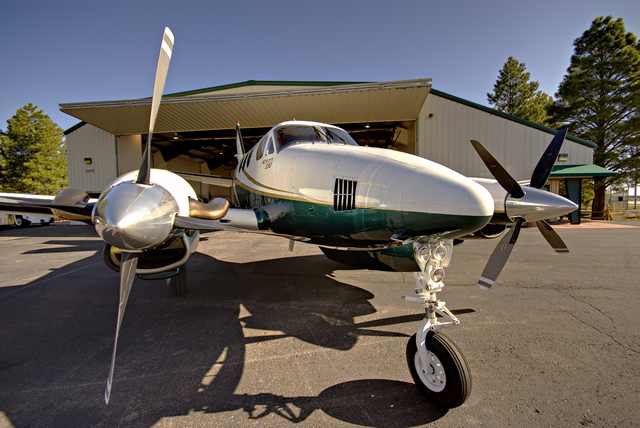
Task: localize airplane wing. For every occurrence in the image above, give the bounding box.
[0,193,94,220]
[172,171,234,187]
[173,213,311,243]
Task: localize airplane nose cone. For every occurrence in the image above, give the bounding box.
[506,187,578,221]
[93,181,179,250]
[401,165,494,237]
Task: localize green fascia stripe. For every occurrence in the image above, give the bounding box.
[429,89,597,149]
[162,80,368,98]
[550,164,616,178]
[64,121,86,135]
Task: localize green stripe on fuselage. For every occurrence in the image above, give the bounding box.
[236,186,490,247]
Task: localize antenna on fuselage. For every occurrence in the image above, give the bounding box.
[235,121,245,159]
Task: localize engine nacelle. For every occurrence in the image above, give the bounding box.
[102,229,199,275]
[461,223,507,240]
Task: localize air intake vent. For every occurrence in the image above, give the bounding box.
[333,178,357,211]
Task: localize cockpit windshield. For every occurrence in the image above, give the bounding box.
[320,126,359,146]
[275,126,325,150]
[275,125,358,151]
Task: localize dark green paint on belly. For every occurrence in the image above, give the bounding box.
[236,187,490,247]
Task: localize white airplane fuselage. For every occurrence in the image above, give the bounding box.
[234,121,494,247]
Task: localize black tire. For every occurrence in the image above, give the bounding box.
[15,216,31,227]
[406,331,472,408]
[167,266,187,296]
[41,218,53,226]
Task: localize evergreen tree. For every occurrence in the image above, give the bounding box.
[0,104,68,195]
[550,16,640,219]
[487,56,553,125]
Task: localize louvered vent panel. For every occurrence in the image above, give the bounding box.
[333,178,357,211]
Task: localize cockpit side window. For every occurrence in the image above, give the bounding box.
[255,136,265,161]
[265,137,275,156]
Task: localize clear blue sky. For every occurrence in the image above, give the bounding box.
[1,0,639,133]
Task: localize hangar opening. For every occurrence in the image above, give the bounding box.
[147,121,414,172]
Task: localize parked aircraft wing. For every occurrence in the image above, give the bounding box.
[173,171,234,187]
[0,199,94,219]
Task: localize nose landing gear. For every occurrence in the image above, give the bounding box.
[404,240,472,408]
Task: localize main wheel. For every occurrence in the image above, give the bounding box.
[167,266,187,296]
[406,331,472,408]
[14,216,31,227]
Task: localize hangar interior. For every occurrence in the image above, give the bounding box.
[61,79,614,223]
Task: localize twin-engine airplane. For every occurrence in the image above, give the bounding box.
[0,28,578,409]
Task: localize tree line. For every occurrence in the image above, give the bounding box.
[487,16,639,217]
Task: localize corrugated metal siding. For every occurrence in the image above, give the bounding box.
[66,124,117,192]
[417,94,593,181]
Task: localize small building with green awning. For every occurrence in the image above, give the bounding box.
[549,165,617,224]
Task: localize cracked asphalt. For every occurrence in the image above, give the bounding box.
[0,221,638,427]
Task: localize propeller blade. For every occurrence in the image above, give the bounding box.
[104,251,139,404]
[470,140,524,199]
[529,128,568,189]
[136,27,175,185]
[536,220,569,253]
[235,121,245,159]
[477,217,524,291]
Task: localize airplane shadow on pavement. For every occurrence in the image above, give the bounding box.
[0,236,447,427]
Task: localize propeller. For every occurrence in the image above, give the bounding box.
[472,128,576,291]
[102,27,175,404]
[469,140,524,199]
[136,27,174,185]
[104,251,138,404]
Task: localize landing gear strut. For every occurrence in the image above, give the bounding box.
[404,239,472,408]
[167,265,187,295]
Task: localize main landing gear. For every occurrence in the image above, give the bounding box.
[403,240,472,408]
[167,265,187,296]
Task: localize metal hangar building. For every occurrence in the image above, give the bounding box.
[60,79,614,223]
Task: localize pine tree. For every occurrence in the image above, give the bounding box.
[0,104,68,195]
[487,56,553,125]
[550,16,640,219]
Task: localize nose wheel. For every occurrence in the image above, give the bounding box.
[403,239,472,408]
[406,331,472,409]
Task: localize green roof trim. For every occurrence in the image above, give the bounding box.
[64,121,86,135]
[429,89,597,149]
[163,80,368,98]
[550,164,616,178]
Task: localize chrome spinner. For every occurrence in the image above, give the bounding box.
[93,180,180,251]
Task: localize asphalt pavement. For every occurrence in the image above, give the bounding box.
[0,221,638,427]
